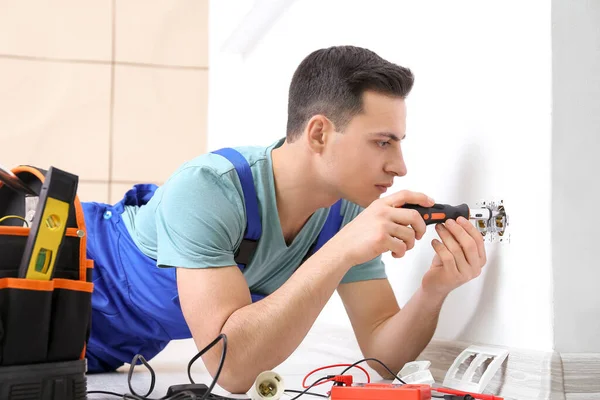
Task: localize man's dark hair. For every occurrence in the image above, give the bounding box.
[286,45,414,141]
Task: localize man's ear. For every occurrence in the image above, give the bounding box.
[305,115,335,154]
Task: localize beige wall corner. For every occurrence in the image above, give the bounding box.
[0,1,209,201]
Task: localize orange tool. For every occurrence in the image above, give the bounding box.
[330,383,432,400]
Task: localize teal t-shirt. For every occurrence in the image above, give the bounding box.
[121,138,386,296]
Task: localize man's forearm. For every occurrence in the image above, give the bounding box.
[213,243,351,392]
[366,287,447,379]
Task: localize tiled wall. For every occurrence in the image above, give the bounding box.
[0,1,209,204]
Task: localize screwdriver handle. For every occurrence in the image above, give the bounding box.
[403,203,470,225]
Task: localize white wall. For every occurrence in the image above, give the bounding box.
[552,0,600,353]
[209,0,553,351]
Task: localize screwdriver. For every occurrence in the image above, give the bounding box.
[403,203,492,225]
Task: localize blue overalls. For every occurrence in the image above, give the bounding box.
[82,148,343,373]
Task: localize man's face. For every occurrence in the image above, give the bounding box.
[322,91,408,208]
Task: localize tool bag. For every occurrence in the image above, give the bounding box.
[0,165,93,400]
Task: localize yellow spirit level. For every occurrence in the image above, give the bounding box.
[18,167,78,280]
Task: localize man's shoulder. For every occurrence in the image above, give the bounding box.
[172,142,273,180]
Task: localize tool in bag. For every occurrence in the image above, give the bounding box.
[0,163,38,196]
[0,164,94,400]
[19,166,78,281]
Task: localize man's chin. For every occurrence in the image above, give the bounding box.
[339,190,381,208]
[353,195,380,208]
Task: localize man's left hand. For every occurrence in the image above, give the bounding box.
[421,216,487,298]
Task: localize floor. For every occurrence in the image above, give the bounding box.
[86,322,375,400]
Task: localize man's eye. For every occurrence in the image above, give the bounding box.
[377,141,391,148]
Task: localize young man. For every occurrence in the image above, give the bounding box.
[82,45,486,393]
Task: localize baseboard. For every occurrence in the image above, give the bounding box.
[562,353,600,399]
[418,340,600,400]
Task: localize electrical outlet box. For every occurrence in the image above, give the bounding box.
[443,345,508,393]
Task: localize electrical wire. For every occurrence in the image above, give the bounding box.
[189,334,228,400]
[284,357,406,400]
[87,343,409,400]
[287,377,331,400]
[127,354,157,399]
[301,363,370,388]
[302,376,337,389]
[87,390,129,398]
[339,357,406,384]
[87,334,228,400]
[0,215,29,226]
[87,385,196,400]
[284,389,328,398]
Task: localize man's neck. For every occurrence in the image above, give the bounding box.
[271,139,339,243]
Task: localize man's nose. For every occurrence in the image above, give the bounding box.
[387,150,407,177]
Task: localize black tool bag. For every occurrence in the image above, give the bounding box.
[0,165,93,400]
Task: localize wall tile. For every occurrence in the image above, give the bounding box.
[111,65,207,182]
[0,1,112,61]
[0,59,111,181]
[77,182,109,204]
[115,0,208,67]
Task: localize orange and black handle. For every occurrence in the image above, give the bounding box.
[403,203,470,225]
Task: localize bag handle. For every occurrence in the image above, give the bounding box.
[0,166,83,229]
[0,165,90,282]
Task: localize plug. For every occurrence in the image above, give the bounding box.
[166,384,243,400]
[166,384,210,397]
[248,371,285,400]
[332,375,353,386]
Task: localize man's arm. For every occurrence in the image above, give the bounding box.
[177,240,353,394]
[176,190,435,393]
[339,216,487,379]
[337,279,446,379]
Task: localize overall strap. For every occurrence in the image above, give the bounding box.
[211,148,263,302]
[309,199,344,257]
[211,148,343,301]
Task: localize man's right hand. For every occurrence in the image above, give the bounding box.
[328,190,435,266]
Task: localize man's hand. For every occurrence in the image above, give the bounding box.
[328,190,435,266]
[422,216,487,297]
